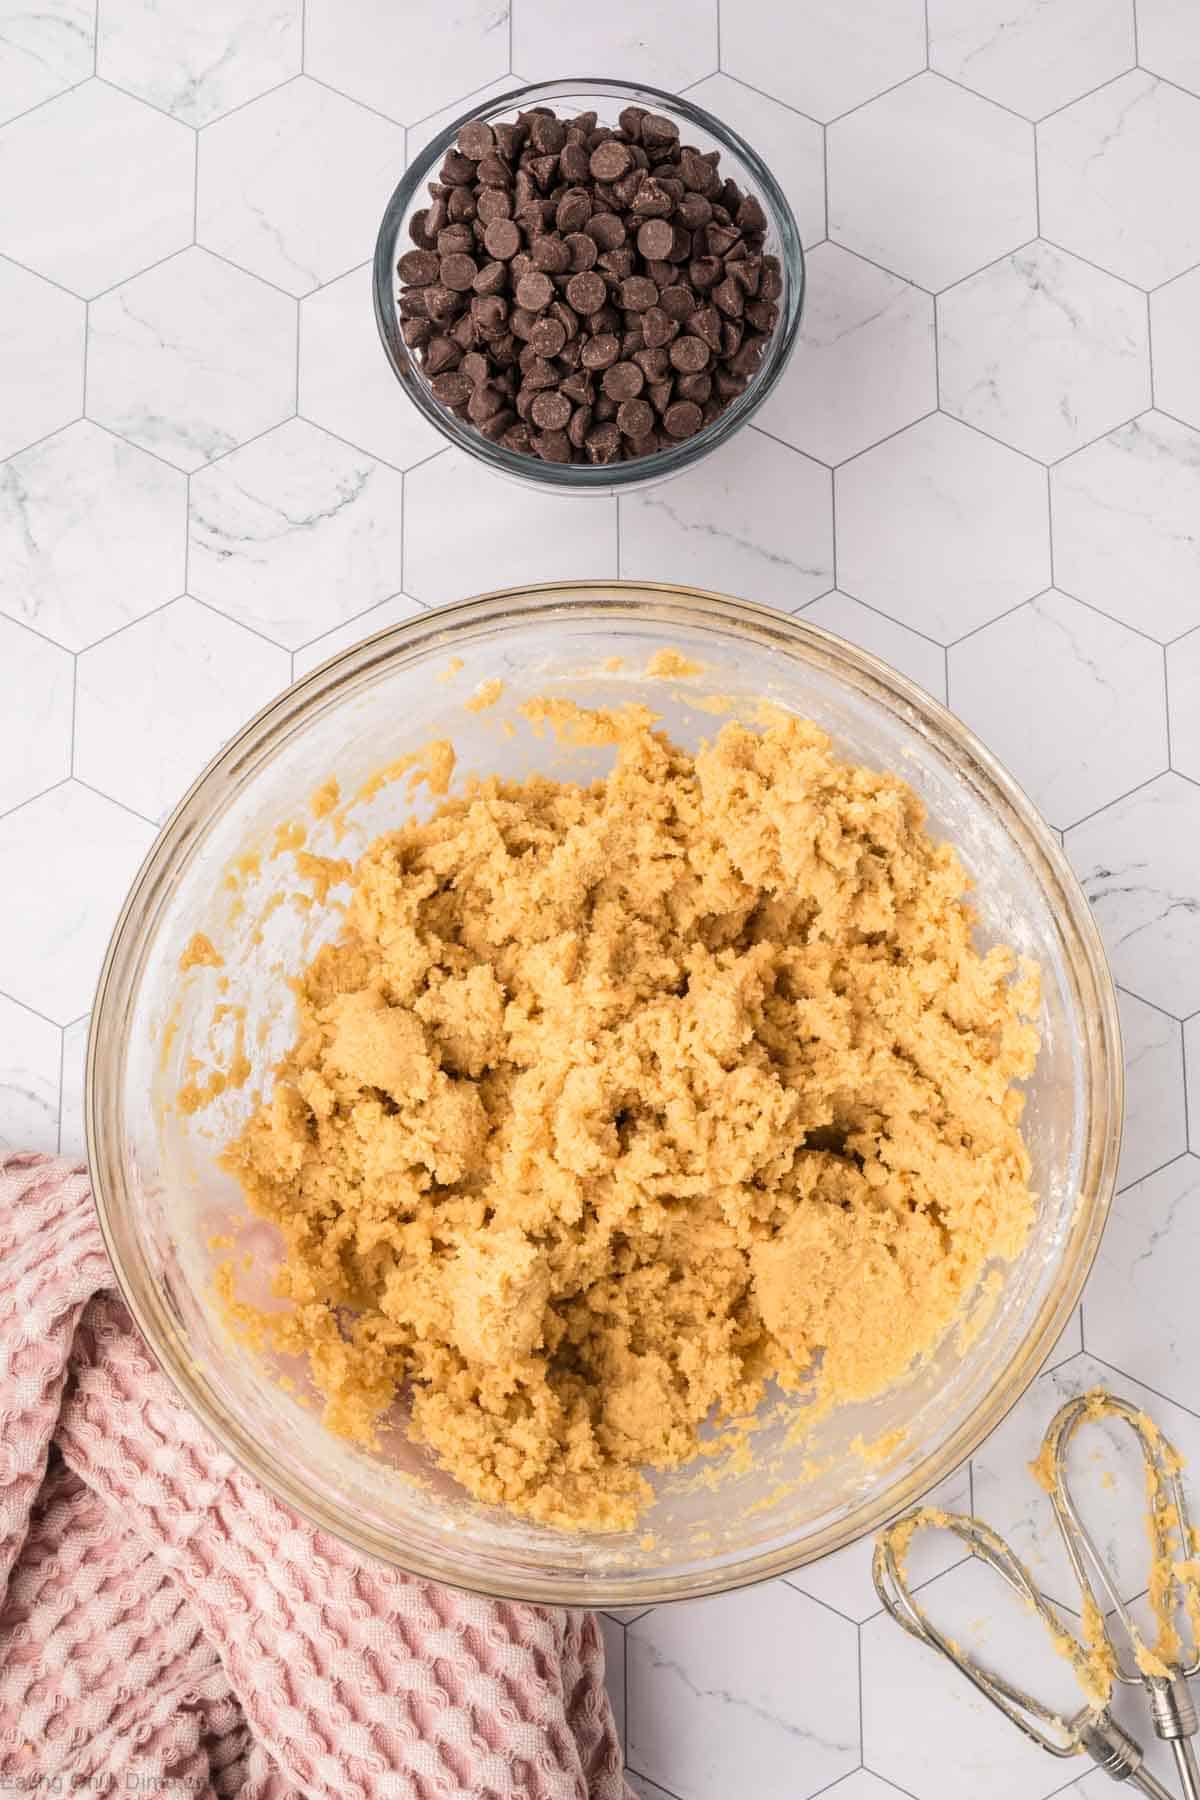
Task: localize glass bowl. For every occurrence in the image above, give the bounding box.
[372,79,804,494]
[87,584,1121,1607]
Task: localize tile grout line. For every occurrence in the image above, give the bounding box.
[55,1016,67,1154]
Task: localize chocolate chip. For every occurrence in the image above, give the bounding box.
[616,397,654,438]
[689,255,723,290]
[401,318,432,348]
[642,305,677,349]
[581,332,620,369]
[586,420,622,462]
[477,187,513,224]
[424,335,459,375]
[712,274,745,318]
[590,140,632,181]
[634,345,670,383]
[659,283,696,320]
[603,360,644,400]
[483,218,521,261]
[561,369,594,404]
[669,334,709,373]
[631,177,673,217]
[568,403,593,448]
[398,249,440,285]
[530,389,572,430]
[532,233,572,274]
[440,150,476,186]
[564,231,598,271]
[472,259,508,295]
[534,427,571,461]
[585,211,626,251]
[557,187,592,232]
[600,246,635,281]
[477,153,513,188]
[468,382,507,423]
[456,119,495,161]
[437,223,474,255]
[620,275,658,312]
[676,370,712,403]
[529,316,567,357]
[619,104,647,138]
[515,269,554,311]
[560,141,591,182]
[636,217,675,260]
[663,399,703,438]
[688,304,723,353]
[431,370,472,406]
[677,193,713,230]
[566,270,606,315]
[648,379,673,415]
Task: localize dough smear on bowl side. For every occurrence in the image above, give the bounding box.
[217,701,1041,1531]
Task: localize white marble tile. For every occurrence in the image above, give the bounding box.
[829,73,1036,294]
[196,76,405,297]
[938,241,1150,463]
[928,0,1133,121]
[0,420,186,649]
[627,1583,859,1800]
[948,590,1167,829]
[0,616,72,815]
[1085,1158,1200,1450]
[801,590,946,702]
[721,0,925,126]
[0,79,194,298]
[405,450,616,606]
[1151,267,1200,433]
[1038,71,1200,288]
[0,256,83,459]
[1050,412,1200,642]
[76,596,289,821]
[625,1776,679,1800]
[97,0,300,126]
[406,77,523,167]
[683,74,826,255]
[1066,773,1200,1016]
[0,0,94,126]
[1186,1016,1199,1156]
[292,594,426,679]
[58,1013,87,1159]
[786,1465,972,1624]
[0,782,154,1022]
[862,1555,1079,1800]
[189,418,405,648]
[1043,1305,1084,1371]
[598,1613,625,1757]
[0,993,60,1154]
[757,244,935,466]
[820,1778,910,1800]
[514,0,715,93]
[308,0,508,126]
[88,247,296,471]
[836,413,1049,643]
[971,1350,1200,1615]
[298,263,442,471]
[619,432,832,611]
[1171,631,1200,783]
[1137,0,1200,99]
[1116,990,1187,1190]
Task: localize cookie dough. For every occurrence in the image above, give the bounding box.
[223,704,1040,1531]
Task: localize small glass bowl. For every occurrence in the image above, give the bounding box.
[372,78,804,494]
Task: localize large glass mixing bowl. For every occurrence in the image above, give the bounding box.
[87,585,1121,1606]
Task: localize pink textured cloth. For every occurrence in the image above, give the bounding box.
[0,1155,632,1799]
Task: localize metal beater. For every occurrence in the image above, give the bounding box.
[873,1386,1200,1796]
[873,1508,1177,1797]
[1039,1392,1200,1800]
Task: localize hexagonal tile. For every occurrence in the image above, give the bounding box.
[97,0,301,126]
[1138,0,1200,99]
[1038,71,1200,288]
[0,993,60,1154]
[189,418,405,647]
[405,449,615,607]
[76,597,289,821]
[0,0,93,126]
[619,431,831,611]
[1171,631,1200,780]
[1051,413,1200,641]
[1151,267,1200,432]
[1117,990,1186,1189]
[0,783,154,1022]
[0,80,194,298]
[757,245,935,466]
[1065,773,1200,1015]
[292,593,425,680]
[1087,1158,1200,1463]
[802,591,946,702]
[721,0,924,125]
[836,414,1049,642]
[197,77,405,297]
[928,0,1134,120]
[863,1556,1080,1800]
[684,74,826,254]
[88,247,296,471]
[625,1777,676,1800]
[514,0,716,92]
[308,0,507,125]
[817,1779,913,1800]
[0,257,84,459]
[938,242,1149,462]
[0,618,72,815]
[948,590,1166,828]
[405,77,523,166]
[298,263,441,470]
[1186,1016,1199,1153]
[786,1465,971,1623]
[0,421,186,649]
[58,1013,87,1160]
[829,74,1036,293]
[971,1351,1200,1614]
[627,1583,858,1800]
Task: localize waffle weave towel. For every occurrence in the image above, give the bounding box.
[0,1154,631,1800]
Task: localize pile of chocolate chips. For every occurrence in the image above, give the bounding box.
[396,103,782,466]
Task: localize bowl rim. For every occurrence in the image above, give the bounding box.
[87,581,1123,1605]
[372,77,806,491]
